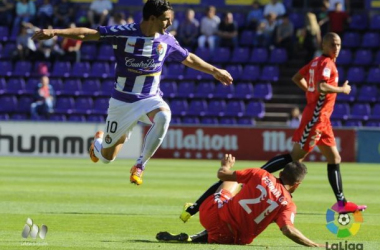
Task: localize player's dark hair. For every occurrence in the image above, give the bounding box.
[143,0,173,21]
[281,162,307,184]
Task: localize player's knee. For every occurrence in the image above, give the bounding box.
[153,111,171,130]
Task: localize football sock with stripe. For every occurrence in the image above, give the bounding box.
[94,139,113,164]
[260,153,293,173]
[327,163,346,203]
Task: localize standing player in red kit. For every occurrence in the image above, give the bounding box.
[157,154,324,247]
[259,32,366,213]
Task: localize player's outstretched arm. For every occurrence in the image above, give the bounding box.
[318,80,351,95]
[32,28,100,41]
[182,53,233,86]
[217,154,237,181]
[281,225,324,247]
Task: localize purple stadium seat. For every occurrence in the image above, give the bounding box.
[207,99,226,117]
[49,114,67,121]
[270,48,288,64]
[0,26,9,42]
[234,12,246,28]
[240,30,255,47]
[250,48,268,64]
[6,78,25,95]
[374,50,380,65]
[0,114,10,120]
[241,65,260,81]
[0,78,5,94]
[370,15,380,30]
[99,80,114,97]
[365,121,380,127]
[92,97,109,115]
[346,67,365,83]
[353,49,372,66]
[330,120,342,127]
[336,49,352,65]
[234,83,254,99]
[11,113,28,120]
[224,100,245,117]
[370,103,380,120]
[237,117,255,126]
[349,103,370,121]
[17,96,33,113]
[61,79,82,96]
[331,103,349,120]
[87,115,105,122]
[170,99,188,116]
[361,32,380,48]
[68,114,86,122]
[71,62,91,78]
[260,66,279,81]
[176,81,195,98]
[184,67,202,80]
[345,120,362,127]
[73,97,93,115]
[170,116,181,124]
[231,47,250,63]
[213,84,234,99]
[349,13,368,30]
[91,62,110,78]
[13,61,32,77]
[97,44,115,61]
[182,116,200,124]
[367,68,380,84]
[51,61,71,77]
[81,79,101,96]
[165,63,185,80]
[187,99,207,116]
[160,81,177,98]
[225,65,242,81]
[289,12,305,29]
[357,85,377,103]
[201,117,218,125]
[211,47,231,63]
[55,97,75,114]
[336,84,357,102]
[0,95,17,112]
[49,78,63,96]
[80,43,97,61]
[194,81,215,98]
[342,32,361,48]
[0,61,12,77]
[219,117,237,125]
[133,11,142,23]
[0,43,16,60]
[337,66,345,83]
[195,47,211,61]
[245,101,265,118]
[253,83,272,100]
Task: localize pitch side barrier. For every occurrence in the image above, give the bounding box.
[0,122,142,158]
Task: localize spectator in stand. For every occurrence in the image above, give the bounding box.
[0,0,14,27]
[275,13,294,56]
[300,12,322,64]
[54,0,74,28]
[126,15,134,24]
[287,107,302,128]
[254,12,277,47]
[177,8,199,49]
[30,75,55,120]
[36,25,62,61]
[328,0,348,11]
[87,0,113,28]
[108,11,127,26]
[60,23,82,62]
[165,10,179,36]
[37,0,54,27]
[246,1,263,30]
[198,5,220,50]
[14,0,36,28]
[263,0,286,18]
[317,0,329,37]
[14,22,37,60]
[328,2,350,37]
[217,12,238,48]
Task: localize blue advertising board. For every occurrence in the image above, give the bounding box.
[357,130,380,163]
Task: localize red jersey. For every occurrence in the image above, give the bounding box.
[299,55,338,124]
[219,169,296,245]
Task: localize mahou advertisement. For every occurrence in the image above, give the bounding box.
[147,126,356,162]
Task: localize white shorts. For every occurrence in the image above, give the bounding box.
[101,96,170,148]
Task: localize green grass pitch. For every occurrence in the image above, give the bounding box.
[0,157,379,249]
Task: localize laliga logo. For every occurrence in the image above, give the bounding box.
[21,218,48,239]
[325,202,363,238]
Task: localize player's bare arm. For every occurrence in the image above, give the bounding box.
[281,225,324,247]
[32,28,100,41]
[292,72,308,92]
[182,53,233,86]
[317,80,351,95]
[217,154,237,181]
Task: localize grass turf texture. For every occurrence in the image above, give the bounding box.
[0,157,379,250]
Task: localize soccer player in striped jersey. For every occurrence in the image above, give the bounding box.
[32,0,233,185]
[260,32,366,213]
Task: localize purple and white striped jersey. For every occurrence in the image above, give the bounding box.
[97,23,189,103]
